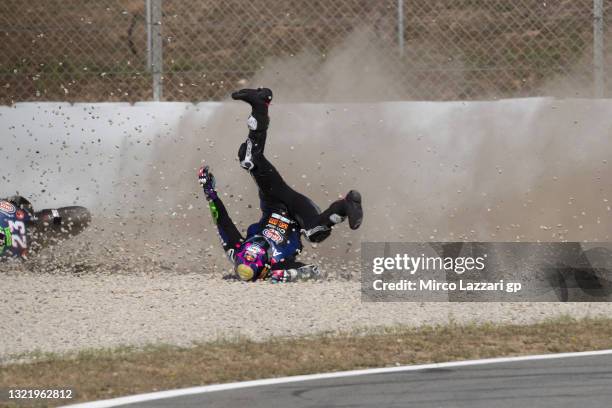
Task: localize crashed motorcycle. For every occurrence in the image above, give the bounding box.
[0,195,91,259]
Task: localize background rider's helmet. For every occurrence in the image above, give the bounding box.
[234,236,270,281]
[7,195,34,217]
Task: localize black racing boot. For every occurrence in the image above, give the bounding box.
[231,87,273,107]
[344,190,363,230]
[303,190,363,241]
[231,88,273,132]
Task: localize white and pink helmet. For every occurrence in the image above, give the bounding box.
[234,236,270,281]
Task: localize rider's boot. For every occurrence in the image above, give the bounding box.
[344,190,363,230]
[231,88,273,132]
[302,191,363,243]
[232,88,273,172]
[322,190,363,230]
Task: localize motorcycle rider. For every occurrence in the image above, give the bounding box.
[0,196,34,258]
[199,87,363,283]
[0,195,90,259]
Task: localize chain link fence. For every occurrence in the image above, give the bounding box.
[1,0,610,104]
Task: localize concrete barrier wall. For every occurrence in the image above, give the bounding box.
[1,98,611,243]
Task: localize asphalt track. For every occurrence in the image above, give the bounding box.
[68,351,612,408]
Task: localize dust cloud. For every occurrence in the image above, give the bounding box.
[3,30,612,278]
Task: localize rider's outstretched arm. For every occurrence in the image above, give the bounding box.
[198,166,243,255]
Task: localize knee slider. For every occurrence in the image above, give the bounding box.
[238,140,255,171]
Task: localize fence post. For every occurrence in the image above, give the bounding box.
[594,0,604,98]
[146,0,163,101]
[397,0,405,58]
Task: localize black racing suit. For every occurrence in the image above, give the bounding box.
[207,103,349,271]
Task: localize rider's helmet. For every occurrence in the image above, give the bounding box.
[234,236,270,281]
[7,195,34,218]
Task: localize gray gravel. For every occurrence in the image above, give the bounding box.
[2,273,612,363]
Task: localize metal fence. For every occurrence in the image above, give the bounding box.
[0,0,610,104]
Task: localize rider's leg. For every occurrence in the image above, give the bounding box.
[233,88,363,242]
[232,87,321,213]
[233,88,293,212]
[198,165,244,254]
[233,88,272,170]
[290,189,363,242]
[248,151,362,242]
